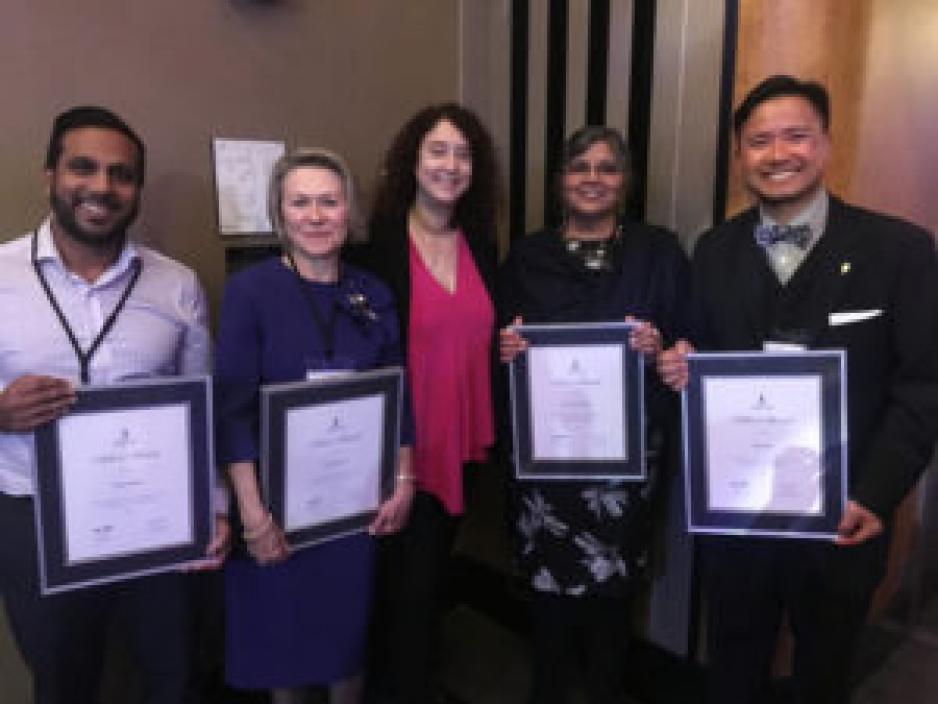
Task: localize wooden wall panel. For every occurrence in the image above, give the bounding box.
[726,0,873,216]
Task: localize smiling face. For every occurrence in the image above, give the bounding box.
[560,139,626,220]
[280,166,349,263]
[47,127,141,249]
[736,95,830,219]
[414,119,473,210]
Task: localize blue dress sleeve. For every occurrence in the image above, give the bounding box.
[214,273,263,465]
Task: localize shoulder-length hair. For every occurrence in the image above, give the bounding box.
[268,147,366,244]
[371,103,498,245]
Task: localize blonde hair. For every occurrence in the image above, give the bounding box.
[267,147,365,244]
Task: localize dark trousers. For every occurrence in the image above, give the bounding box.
[0,493,190,704]
[529,593,629,704]
[704,538,877,704]
[369,490,461,704]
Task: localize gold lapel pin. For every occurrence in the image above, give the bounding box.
[840,262,851,275]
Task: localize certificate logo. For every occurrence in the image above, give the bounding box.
[751,393,773,412]
[114,427,134,450]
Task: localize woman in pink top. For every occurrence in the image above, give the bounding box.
[353,103,498,704]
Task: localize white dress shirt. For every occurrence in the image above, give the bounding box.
[0,219,210,495]
[759,189,829,285]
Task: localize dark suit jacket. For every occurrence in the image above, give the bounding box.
[692,196,938,580]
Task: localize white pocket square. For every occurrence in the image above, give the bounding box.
[829,309,883,326]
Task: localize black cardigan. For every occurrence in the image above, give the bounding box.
[347,214,498,352]
[346,215,504,445]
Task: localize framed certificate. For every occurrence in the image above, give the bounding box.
[682,351,847,539]
[34,376,214,594]
[212,137,286,236]
[509,322,645,481]
[260,366,403,550]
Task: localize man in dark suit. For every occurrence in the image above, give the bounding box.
[658,75,938,703]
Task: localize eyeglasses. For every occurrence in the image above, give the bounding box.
[564,159,623,177]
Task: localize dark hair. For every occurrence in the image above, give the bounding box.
[733,75,830,135]
[561,125,632,174]
[371,103,498,245]
[557,126,632,218]
[45,106,146,184]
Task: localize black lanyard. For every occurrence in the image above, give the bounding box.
[285,253,338,362]
[31,231,143,384]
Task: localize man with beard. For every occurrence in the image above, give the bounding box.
[658,75,938,703]
[0,106,227,704]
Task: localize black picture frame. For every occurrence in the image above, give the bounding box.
[260,367,402,550]
[34,376,214,594]
[682,351,847,539]
[509,322,646,481]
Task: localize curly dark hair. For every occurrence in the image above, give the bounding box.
[371,103,499,245]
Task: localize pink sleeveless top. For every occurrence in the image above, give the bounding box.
[407,234,494,515]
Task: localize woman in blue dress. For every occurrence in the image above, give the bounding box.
[215,148,415,704]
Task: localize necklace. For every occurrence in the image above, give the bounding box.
[562,224,622,272]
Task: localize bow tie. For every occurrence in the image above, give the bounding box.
[754,223,812,249]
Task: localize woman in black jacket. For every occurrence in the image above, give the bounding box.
[499,126,690,704]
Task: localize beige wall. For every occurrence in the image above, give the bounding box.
[728,0,938,236]
[0,0,462,319]
[853,0,938,234]
[727,0,873,218]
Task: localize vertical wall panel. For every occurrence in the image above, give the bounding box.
[510,0,530,242]
[645,0,724,245]
[543,0,569,225]
[525,1,550,232]
[605,0,633,133]
[566,0,590,136]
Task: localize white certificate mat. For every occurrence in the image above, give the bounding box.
[58,405,193,563]
[213,138,285,234]
[528,344,626,461]
[703,375,823,516]
[284,394,384,531]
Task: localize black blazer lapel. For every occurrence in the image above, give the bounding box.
[781,197,859,346]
